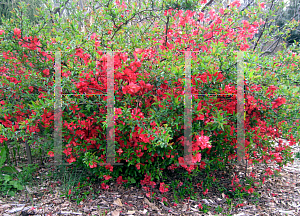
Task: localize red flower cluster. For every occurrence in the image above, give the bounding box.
[272,97,286,109]
[116,176,128,185]
[0,0,298,203]
[159,183,169,193]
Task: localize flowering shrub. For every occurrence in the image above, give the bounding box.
[0,0,299,200]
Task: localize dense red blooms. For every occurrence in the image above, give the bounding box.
[0,0,299,201]
[272,97,286,109]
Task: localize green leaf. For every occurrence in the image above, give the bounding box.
[164,92,172,97]
[249,69,254,78]
[3,174,12,182]
[10,180,23,190]
[292,87,299,94]
[0,166,18,174]
[0,147,7,167]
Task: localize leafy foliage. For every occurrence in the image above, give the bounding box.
[0,0,299,203]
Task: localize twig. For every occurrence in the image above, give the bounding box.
[18,204,28,216]
[253,0,276,51]
[111,8,160,40]
[259,37,281,57]
[201,0,215,12]
[164,16,170,47]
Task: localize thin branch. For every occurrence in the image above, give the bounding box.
[240,0,255,12]
[201,0,215,12]
[164,16,170,47]
[252,0,276,51]
[53,0,70,16]
[259,37,281,57]
[110,8,160,40]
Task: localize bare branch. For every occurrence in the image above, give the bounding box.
[53,0,70,16]
[201,0,215,12]
[240,0,255,12]
[259,37,282,57]
[252,0,276,51]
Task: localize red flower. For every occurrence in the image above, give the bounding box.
[122,82,141,95]
[14,28,21,36]
[68,189,71,195]
[105,164,113,172]
[103,175,112,180]
[177,182,183,188]
[230,0,241,8]
[259,2,265,8]
[101,183,109,190]
[178,157,187,169]
[161,197,167,202]
[28,86,34,93]
[42,69,50,76]
[248,188,254,194]
[159,183,169,193]
[91,33,97,40]
[116,176,128,184]
[265,85,278,98]
[195,133,211,150]
[67,156,76,163]
[143,186,150,192]
[146,192,154,198]
[150,181,156,188]
[116,148,123,155]
[236,203,244,208]
[38,93,45,99]
[203,188,208,195]
[140,173,151,185]
[198,203,203,210]
[272,97,286,109]
[150,121,156,127]
[63,147,72,156]
[192,152,201,163]
[116,176,123,184]
[135,48,143,54]
[115,108,122,119]
[48,151,54,157]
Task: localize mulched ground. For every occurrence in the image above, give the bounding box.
[1,142,300,216]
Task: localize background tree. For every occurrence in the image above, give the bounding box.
[0,0,45,25]
[277,0,300,46]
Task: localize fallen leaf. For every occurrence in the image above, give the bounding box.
[111,210,120,216]
[182,203,187,211]
[190,207,199,211]
[25,186,34,194]
[140,209,147,214]
[144,198,159,211]
[113,198,123,207]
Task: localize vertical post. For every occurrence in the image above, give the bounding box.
[237,51,245,165]
[24,139,32,164]
[54,51,63,165]
[183,51,193,165]
[106,51,116,164]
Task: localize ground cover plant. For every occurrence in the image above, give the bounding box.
[0,0,299,211]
